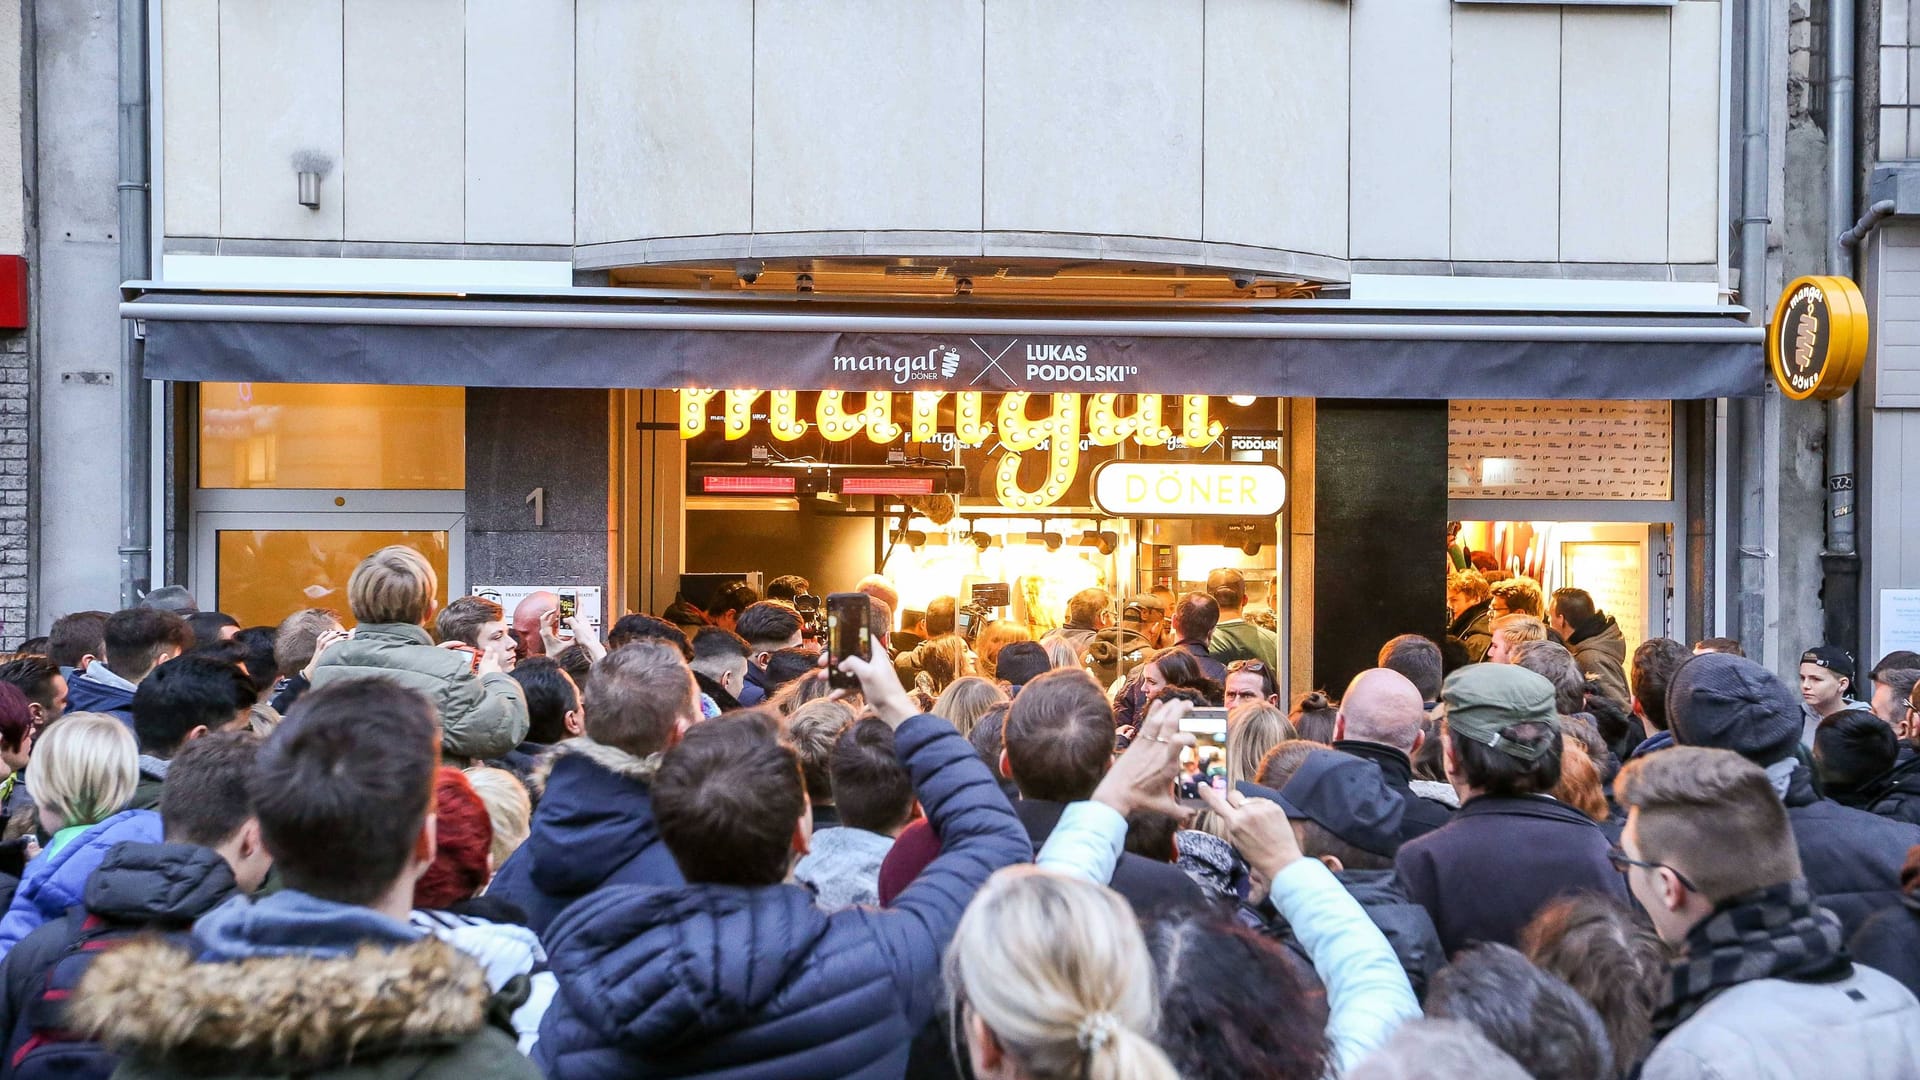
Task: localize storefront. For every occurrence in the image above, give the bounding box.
[125,289,1762,694]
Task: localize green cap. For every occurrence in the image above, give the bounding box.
[1441,664,1561,762]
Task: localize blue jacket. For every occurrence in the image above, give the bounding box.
[487,739,683,937]
[533,714,1030,1080]
[65,670,136,727]
[0,810,163,955]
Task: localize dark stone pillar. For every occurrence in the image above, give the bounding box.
[464,389,609,591]
[1312,400,1448,694]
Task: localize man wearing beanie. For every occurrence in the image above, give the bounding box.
[1667,651,1920,936]
[1395,664,1626,957]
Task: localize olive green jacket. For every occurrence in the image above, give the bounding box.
[308,623,528,762]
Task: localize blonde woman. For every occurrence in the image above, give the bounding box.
[1226,703,1296,788]
[464,766,533,879]
[974,621,1032,679]
[947,866,1177,1080]
[0,712,158,953]
[933,676,1007,739]
[309,545,530,763]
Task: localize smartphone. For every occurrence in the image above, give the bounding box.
[555,592,579,640]
[1179,708,1230,753]
[826,592,871,691]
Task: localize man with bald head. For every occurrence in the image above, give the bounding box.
[1332,667,1454,841]
[511,592,561,658]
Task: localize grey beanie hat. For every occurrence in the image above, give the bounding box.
[1666,652,1803,765]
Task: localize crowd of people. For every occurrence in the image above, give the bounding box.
[0,547,1907,1077]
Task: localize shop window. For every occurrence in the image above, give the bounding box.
[199,383,465,490]
[215,528,450,629]
[1447,400,1672,501]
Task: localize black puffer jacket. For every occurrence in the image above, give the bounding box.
[0,842,239,1074]
[1859,753,1920,828]
[1784,765,1920,937]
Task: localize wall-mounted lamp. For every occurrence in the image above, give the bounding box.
[1076,530,1119,556]
[297,171,321,209]
[1025,530,1065,552]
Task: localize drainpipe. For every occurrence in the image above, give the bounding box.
[117,0,151,607]
[1823,0,1862,660]
[1736,0,1776,661]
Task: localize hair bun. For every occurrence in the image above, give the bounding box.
[1301,690,1332,710]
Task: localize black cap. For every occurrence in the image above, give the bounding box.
[1801,645,1856,685]
[1236,749,1407,858]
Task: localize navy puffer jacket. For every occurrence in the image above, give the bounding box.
[533,714,1029,1080]
[487,738,683,937]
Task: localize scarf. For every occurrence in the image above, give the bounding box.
[1652,879,1849,1035]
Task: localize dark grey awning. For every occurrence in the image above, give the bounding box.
[124,291,1765,399]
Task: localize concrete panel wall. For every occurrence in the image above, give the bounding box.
[35,0,126,619]
[466,0,573,245]
[1561,10,1670,262]
[153,0,1728,273]
[218,0,344,241]
[1874,227,1920,406]
[1349,0,1450,260]
[1205,0,1348,256]
[0,0,22,255]
[575,0,753,246]
[161,0,219,237]
[1669,2,1723,263]
[984,0,1204,239]
[343,0,465,243]
[1452,7,1561,262]
[754,0,982,234]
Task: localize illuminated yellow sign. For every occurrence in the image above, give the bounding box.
[1091,461,1287,518]
[680,389,1236,510]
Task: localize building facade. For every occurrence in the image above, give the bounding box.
[26,0,1847,689]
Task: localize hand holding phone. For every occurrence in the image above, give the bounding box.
[825,592,871,693]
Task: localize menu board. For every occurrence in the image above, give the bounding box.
[1447,401,1672,500]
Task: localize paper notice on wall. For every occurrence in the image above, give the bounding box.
[1879,590,1920,662]
[470,585,604,641]
[1448,400,1672,501]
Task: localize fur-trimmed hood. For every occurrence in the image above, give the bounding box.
[532,736,663,787]
[520,738,678,900]
[71,934,495,1073]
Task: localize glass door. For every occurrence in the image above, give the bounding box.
[191,510,466,627]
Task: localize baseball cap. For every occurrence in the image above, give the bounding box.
[1801,645,1856,686]
[1441,663,1561,762]
[1236,749,1407,858]
[1205,568,1247,605]
[1121,594,1166,621]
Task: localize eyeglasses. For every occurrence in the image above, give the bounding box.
[1227,660,1269,674]
[1607,845,1698,893]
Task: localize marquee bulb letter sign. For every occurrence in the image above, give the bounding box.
[680,388,1237,510]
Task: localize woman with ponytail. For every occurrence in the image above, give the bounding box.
[946,866,1178,1080]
